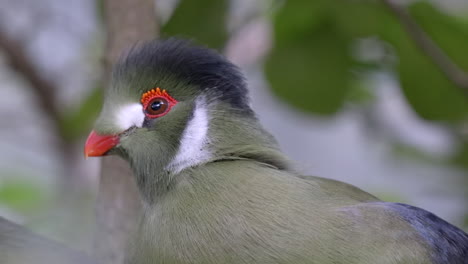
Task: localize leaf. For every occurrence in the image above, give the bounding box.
[265,22,354,115]
[394,2,468,122]
[396,46,468,122]
[273,0,328,44]
[452,140,468,169]
[346,77,376,104]
[161,0,229,49]
[410,2,468,71]
[331,0,393,38]
[391,142,443,164]
[267,0,468,119]
[383,2,468,122]
[0,178,46,212]
[334,0,468,121]
[266,0,382,115]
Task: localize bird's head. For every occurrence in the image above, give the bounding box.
[85,39,288,195]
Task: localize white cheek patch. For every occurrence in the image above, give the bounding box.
[166,99,211,174]
[115,103,145,131]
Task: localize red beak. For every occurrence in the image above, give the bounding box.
[84,130,120,158]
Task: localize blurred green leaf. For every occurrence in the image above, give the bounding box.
[452,140,468,169]
[387,24,468,122]
[385,2,468,122]
[96,0,104,20]
[266,12,354,115]
[270,0,468,120]
[274,0,328,43]
[464,215,468,231]
[396,48,468,122]
[346,77,376,104]
[332,0,468,121]
[390,142,443,164]
[331,0,392,38]
[0,179,46,212]
[161,0,228,49]
[265,0,358,115]
[410,2,468,71]
[365,1,468,122]
[60,87,103,141]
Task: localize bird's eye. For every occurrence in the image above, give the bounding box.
[145,97,169,117]
[141,87,178,119]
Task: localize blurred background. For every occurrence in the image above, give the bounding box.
[0,0,467,255]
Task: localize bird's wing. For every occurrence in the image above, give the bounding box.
[337,200,468,263]
[299,175,468,263]
[297,174,380,203]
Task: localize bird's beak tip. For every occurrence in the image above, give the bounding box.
[84,130,120,158]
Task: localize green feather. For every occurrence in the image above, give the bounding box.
[126,160,432,263]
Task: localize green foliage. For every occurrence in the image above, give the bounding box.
[345,78,376,104]
[265,23,354,114]
[390,142,444,164]
[331,0,392,38]
[408,3,468,121]
[452,141,468,169]
[390,3,468,122]
[265,0,468,122]
[410,2,468,71]
[161,0,229,49]
[60,87,103,141]
[96,0,104,21]
[464,214,468,231]
[394,40,468,122]
[273,0,328,42]
[0,178,46,213]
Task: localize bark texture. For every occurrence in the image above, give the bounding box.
[95,1,157,264]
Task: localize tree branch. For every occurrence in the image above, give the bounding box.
[382,0,468,95]
[104,0,159,68]
[94,1,157,264]
[0,30,70,151]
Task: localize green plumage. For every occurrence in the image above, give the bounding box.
[127,161,432,263]
[90,39,468,264]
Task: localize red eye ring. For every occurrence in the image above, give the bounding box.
[141,88,178,118]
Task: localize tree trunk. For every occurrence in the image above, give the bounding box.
[95,1,157,264]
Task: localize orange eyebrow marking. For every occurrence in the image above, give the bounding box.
[140,88,177,106]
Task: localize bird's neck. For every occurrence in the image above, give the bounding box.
[207,104,290,170]
[130,102,290,202]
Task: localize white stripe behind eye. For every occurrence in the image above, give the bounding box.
[166,99,211,174]
[115,103,145,131]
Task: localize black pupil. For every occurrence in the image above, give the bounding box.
[151,100,164,111]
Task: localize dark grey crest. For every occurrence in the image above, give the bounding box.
[114,38,250,110]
